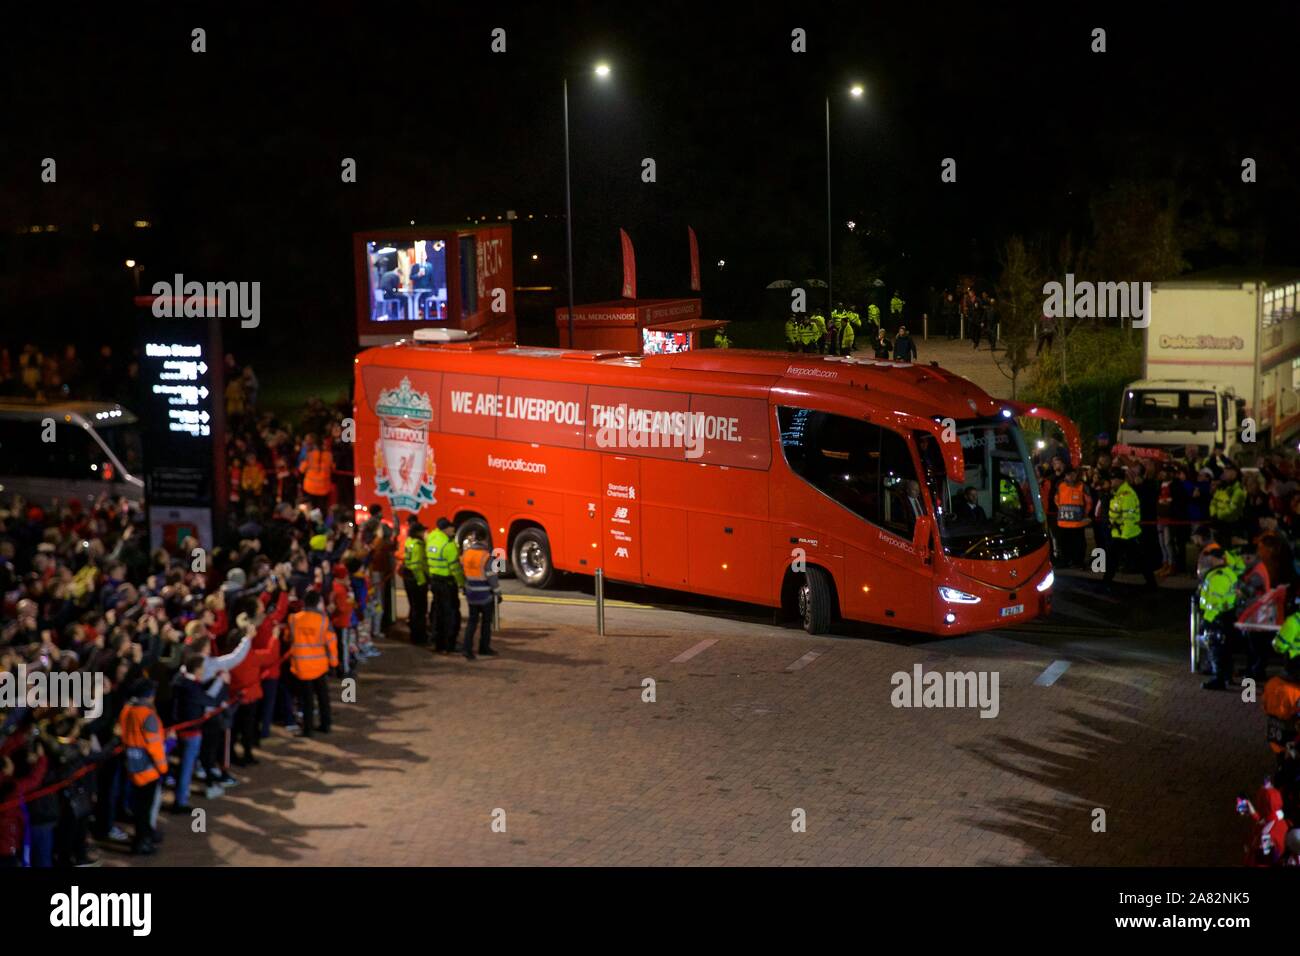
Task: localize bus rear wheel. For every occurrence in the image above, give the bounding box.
[798,566,834,635]
[511,527,554,589]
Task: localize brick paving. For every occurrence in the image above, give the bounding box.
[124,581,1268,867]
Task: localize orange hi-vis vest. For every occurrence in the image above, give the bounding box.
[289,609,338,680]
[121,702,167,786]
[301,448,334,497]
[1055,482,1089,528]
[1263,676,1300,755]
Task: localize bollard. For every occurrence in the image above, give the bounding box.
[595,567,606,636]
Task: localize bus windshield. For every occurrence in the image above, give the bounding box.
[916,418,1047,560]
[1121,389,1218,432]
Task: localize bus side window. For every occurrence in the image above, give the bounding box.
[777,406,922,542]
[879,429,921,538]
[778,406,881,525]
[0,420,99,478]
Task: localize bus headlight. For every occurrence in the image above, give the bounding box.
[1036,570,1054,592]
[938,586,981,604]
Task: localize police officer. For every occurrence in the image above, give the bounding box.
[401,517,429,646]
[1103,467,1156,589]
[784,314,801,352]
[427,517,466,653]
[838,306,861,355]
[807,313,827,354]
[890,290,905,324]
[1198,543,1243,689]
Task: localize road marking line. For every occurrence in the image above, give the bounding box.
[503,594,655,610]
[785,650,825,672]
[670,639,718,663]
[1034,660,1071,686]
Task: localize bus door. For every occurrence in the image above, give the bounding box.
[601,455,643,583]
[775,406,934,629]
[843,426,936,630]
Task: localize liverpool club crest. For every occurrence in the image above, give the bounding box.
[373,377,436,513]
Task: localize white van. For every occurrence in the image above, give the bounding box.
[0,400,144,507]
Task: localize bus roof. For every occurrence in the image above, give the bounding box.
[0,399,138,424]
[356,340,1007,424]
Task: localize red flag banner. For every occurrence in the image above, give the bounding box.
[688,226,701,291]
[620,228,637,299]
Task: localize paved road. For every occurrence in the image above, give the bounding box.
[126,565,1271,867]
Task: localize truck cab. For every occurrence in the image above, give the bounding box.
[1116,378,1243,458]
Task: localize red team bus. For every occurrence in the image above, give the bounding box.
[353,332,1080,636]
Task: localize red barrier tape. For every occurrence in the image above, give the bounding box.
[0,644,313,812]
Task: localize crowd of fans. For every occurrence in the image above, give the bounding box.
[0,343,139,405]
[1033,437,1300,865]
[0,353,396,866]
[1034,439,1297,580]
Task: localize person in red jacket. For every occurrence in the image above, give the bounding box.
[1241,781,1290,866]
[0,733,48,867]
[228,591,285,766]
[330,563,356,676]
[258,576,291,741]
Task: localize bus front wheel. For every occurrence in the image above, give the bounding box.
[455,516,491,554]
[798,567,834,635]
[511,527,554,589]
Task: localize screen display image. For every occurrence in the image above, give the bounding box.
[642,329,692,355]
[367,238,449,323]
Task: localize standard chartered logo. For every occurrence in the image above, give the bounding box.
[486,455,547,474]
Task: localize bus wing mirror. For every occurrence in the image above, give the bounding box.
[1007,402,1081,467]
[880,411,965,483]
[912,514,933,554]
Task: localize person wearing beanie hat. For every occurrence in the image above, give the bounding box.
[120,678,167,855]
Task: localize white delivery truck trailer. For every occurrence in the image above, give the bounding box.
[1117,272,1300,458]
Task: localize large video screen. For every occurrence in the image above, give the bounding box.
[366,238,449,323]
[642,329,692,355]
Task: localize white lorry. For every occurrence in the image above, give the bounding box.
[1117,272,1300,458]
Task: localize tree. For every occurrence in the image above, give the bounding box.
[835,233,884,309]
[992,236,1042,399]
[1082,179,1188,283]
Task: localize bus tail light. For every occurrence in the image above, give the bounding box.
[938,586,981,604]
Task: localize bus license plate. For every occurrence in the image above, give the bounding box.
[1001,604,1024,618]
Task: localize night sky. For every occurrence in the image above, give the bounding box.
[3,1,1297,384]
